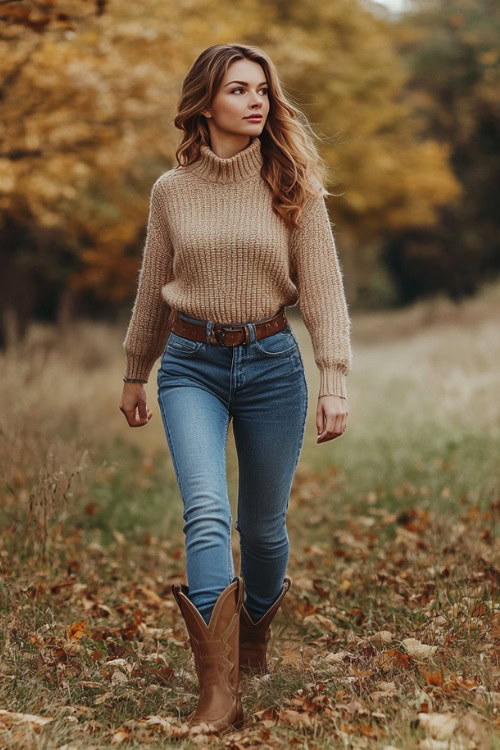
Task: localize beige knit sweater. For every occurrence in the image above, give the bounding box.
[122,137,352,398]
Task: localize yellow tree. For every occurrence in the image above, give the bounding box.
[0,0,273,341]
[0,0,461,340]
[250,0,462,298]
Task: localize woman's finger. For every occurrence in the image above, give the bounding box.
[317,410,333,441]
[335,412,344,435]
[316,405,325,436]
[137,400,148,425]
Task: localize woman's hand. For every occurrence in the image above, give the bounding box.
[119,382,153,427]
[316,394,348,443]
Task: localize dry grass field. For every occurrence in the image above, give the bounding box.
[0,282,499,749]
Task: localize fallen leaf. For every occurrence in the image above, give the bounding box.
[0,710,54,728]
[302,614,339,631]
[377,647,413,670]
[278,708,314,727]
[421,669,444,686]
[325,650,353,662]
[368,630,393,644]
[402,638,438,658]
[111,728,129,744]
[65,619,87,641]
[137,586,164,606]
[418,711,458,739]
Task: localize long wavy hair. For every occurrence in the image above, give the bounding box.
[173,43,334,230]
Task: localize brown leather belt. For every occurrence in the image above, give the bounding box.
[171,308,288,347]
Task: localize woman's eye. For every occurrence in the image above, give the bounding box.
[232,87,268,95]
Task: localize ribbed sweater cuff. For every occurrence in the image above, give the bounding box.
[124,353,157,382]
[318,367,347,399]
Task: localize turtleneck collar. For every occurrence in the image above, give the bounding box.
[188,137,263,184]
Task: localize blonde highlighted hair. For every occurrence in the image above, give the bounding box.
[173,43,334,230]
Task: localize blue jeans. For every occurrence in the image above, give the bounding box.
[157,308,308,625]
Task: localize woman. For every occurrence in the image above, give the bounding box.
[119,43,351,734]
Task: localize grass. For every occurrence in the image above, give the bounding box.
[0,282,499,748]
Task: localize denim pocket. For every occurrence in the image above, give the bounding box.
[255,327,298,357]
[166,331,204,356]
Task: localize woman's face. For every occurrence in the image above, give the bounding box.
[203,59,270,138]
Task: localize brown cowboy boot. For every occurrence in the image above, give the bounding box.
[171,576,245,734]
[239,576,292,675]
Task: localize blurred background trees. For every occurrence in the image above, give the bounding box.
[383,0,500,303]
[1,0,498,347]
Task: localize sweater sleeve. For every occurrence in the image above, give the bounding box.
[122,177,175,382]
[289,189,352,399]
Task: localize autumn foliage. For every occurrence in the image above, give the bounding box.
[4,0,496,345]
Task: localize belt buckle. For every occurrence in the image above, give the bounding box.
[214,327,228,346]
[214,324,246,346]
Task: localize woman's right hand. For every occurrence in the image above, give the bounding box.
[119,382,153,427]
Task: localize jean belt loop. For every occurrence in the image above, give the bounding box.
[206,320,214,345]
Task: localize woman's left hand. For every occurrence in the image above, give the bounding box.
[316,394,348,443]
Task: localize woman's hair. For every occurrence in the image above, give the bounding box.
[173,43,334,230]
